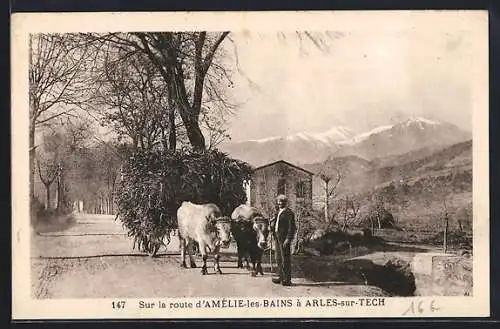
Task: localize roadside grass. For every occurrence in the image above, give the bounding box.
[32,211,76,234]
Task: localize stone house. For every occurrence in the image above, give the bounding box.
[245,160,314,217]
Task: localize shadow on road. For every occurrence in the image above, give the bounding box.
[35,253,150,260]
[197,271,259,276]
[291,281,355,287]
[38,233,127,237]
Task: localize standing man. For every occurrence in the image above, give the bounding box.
[270,194,296,286]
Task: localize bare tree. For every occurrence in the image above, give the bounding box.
[135,32,231,150]
[365,194,396,232]
[456,201,472,233]
[339,195,361,231]
[92,142,122,214]
[81,32,233,151]
[38,118,94,211]
[202,108,231,150]
[93,48,177,151]
[29,33,95,199]
[422,177,453,252]
[315,160,342,223]
[36,154,59,209]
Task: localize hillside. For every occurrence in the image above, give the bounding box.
[306,140,473,230]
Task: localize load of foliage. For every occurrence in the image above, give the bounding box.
[114,148,253,256]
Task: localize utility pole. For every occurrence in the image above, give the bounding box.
[443,211,449,254]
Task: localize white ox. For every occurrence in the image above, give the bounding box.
[177,201,232,275]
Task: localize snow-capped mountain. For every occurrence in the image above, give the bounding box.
[247,126,354,145]
[330,117,471,160]
[221,126,354,167]
[220,117,471,167]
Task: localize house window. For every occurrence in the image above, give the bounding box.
[296,181,306,198]
[259,181,266,193]
[277,178,286,195]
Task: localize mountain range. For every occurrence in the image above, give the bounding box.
[305,139,472,197]
[220,117,471,167]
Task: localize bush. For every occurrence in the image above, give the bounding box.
[30,196,71,223]
[114,148,253,256]
[304,229,385,255]
[30,197,46,225]
[422,230,472,249]
[361,206,397,230]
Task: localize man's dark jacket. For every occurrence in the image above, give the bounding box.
[270,207,297,243]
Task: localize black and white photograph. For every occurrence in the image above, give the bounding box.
[11,10,489,319]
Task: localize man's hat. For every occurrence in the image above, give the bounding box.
[276,194,288,202]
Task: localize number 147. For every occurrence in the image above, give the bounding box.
[112,301,126,309]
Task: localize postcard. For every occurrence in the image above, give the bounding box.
[11,10,489,319]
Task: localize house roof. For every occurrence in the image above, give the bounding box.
[253,160,315,176]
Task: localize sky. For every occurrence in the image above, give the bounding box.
[218,13,485,143]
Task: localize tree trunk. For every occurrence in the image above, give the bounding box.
[110,194,114,214]
[342,197,348,231]
[169,118,176,151]
[293,208,301,255]
[443,216,449,254]
[149,33,206,151]
[55,176,60,210]
[29,127,36,200]
[29,34,35,200]
[179,110,205,150]
[56,171,64,210]
[44,183,51,210]
[324,181,329,222]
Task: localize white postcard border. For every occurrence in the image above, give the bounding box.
[11,10,490,319]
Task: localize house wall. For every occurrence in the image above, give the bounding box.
[250,162,312,217]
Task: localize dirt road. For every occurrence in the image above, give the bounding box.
[31,214,387,299]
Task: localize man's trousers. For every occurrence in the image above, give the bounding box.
[274,235,292,284]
